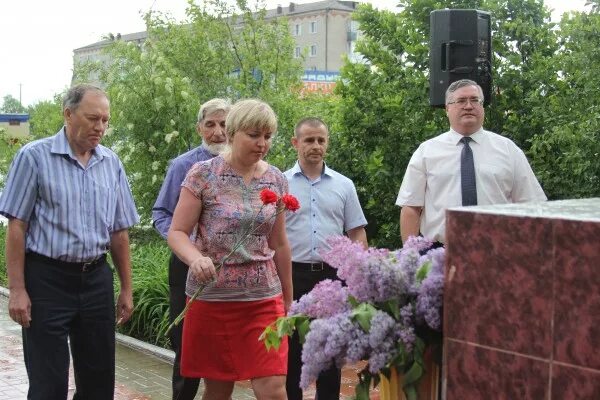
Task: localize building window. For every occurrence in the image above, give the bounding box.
[309,21,317,33]
[293,23,301,36]
[294,47,301,58]
[310,44,317,57]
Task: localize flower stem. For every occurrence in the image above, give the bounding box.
[165,205,286,335]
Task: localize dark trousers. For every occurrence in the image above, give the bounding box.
[286,263,342,400]
[23,254,115,400]
[169,253,200,400]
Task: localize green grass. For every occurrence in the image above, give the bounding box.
[115,230,171,348]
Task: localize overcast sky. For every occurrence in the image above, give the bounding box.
[0,0,588,107]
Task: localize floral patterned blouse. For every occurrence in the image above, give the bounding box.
[181,155,288,301]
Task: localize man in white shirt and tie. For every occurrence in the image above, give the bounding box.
[396,79,547,244]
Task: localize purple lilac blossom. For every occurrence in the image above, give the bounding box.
[394,247,422,295]
[367,311,398,373]
[345,322,371,363]
[322,236,409,303]
[397,304,416,351]
[415,248,445,330]
[289,279,350,318]
[320,236,371,282]
[415,272,444,330]
[300,312,353,389]
[403,236,433,253]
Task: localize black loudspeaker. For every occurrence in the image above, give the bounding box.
[429,9,492,107]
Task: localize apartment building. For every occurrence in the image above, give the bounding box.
[72,1,361,92]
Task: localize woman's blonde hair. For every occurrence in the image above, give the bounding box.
[225,99,277,139]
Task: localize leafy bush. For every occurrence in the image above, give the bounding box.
[115,233,171,348]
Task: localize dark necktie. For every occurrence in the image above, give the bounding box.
[460,136,477,206]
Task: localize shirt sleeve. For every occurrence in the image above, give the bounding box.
[112,160,140,231]
[0,147,38,221]
[152,159,188,239]
[343,180,368,232]
[510,145,548,203]
[396,144,427,207]
[182,162,208,199]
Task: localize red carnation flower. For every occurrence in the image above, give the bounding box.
[281,194,300,212]
[260,188,278,205]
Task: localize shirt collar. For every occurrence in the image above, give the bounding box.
[449,127,484,145]
[51,127,107,160]
[291,161,332,178]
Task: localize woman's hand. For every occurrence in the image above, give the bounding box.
[283,294,292,315]
[189,256,218,284]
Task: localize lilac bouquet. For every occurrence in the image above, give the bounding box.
[260,236,444,400]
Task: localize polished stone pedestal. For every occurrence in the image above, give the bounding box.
[443,198,600,399]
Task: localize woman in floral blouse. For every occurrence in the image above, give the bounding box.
[168,99,292,400]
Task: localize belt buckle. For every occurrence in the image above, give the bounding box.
[310,262,324,272]
[82,257,100,272]
[82,261,93,272]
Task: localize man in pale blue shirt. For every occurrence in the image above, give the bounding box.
[152,98,230,400]
[0,84,139,399]
[284,117,368,400]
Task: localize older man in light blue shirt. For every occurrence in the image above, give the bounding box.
[284,117,367,400]
[0,84,139,400]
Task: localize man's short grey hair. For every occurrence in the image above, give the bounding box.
[197,98,231,122]
[63,84,106,112]
[445,79,484,105]
[294,117,328,138]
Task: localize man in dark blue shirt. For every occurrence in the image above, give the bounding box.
[152,98,230,400]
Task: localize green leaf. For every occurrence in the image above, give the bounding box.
[354,380,370,400]
[276,316,295,337]
[351,303,377,331]
[403,384,418,400]
[347,295,360,308]
[379,298,401,320]
[415,260,432,283]
[296,317,310,344]
[355,368,373,400]
[402,360,423,386]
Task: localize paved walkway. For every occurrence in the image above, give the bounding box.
[0,292,372,399]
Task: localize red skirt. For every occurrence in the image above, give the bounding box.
[180,295,288,381]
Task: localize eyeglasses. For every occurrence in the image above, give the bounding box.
[447,97,484,107]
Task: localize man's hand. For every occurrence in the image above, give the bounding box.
[8,287,32,328]
[116,289,134,325]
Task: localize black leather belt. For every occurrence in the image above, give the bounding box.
[28,252,107,272]
[292,261,331,272]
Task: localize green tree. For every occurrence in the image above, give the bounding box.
[529,7,600,199]
[27,94,64,138]
[73,0,308,222]
[1,94,26,113]
[331,0,557,247]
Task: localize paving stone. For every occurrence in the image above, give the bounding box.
[0,292,376,399]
